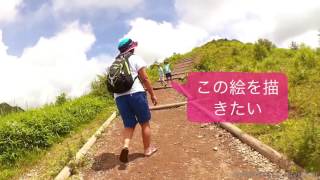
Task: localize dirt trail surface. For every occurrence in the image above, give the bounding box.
[77,60,294,180]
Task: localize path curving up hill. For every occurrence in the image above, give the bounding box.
[76,59,294,180]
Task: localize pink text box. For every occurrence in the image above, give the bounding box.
[172,72,288,124]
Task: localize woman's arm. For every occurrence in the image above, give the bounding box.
[138,67,158,105]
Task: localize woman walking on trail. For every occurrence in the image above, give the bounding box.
[164,61,172,83]
[114,38,158,163]
[156,62,167,87]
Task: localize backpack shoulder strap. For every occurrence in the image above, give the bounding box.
[124,53,141,83]
[117,52,140,82]
[118,52,133,70]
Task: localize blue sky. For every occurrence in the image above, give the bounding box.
[0,0,319,108]
[1,0,177,57]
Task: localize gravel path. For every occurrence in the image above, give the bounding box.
[74,60,296,180]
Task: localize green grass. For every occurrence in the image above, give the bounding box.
[157,39,320,173]
[0,107,115,180]
[0,94,115,179]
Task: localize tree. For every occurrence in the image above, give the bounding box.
[254,43,268,61]
[253,39,276,61]
[55,92,68,105]
[257,38,275,52]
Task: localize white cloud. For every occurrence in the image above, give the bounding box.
[281,30,319,48]
[0,22,111,108]
[174,0,320,47]
[52,0,143,12]
[122,18,210,64]
[0,0,22,23]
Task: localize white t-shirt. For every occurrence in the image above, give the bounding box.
[114,54,146,98]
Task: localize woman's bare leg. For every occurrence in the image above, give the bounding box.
[123,127,135,148]
[140,122,151,150]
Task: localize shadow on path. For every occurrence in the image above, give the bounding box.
[91,152,145,171]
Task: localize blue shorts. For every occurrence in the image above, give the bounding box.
[115,92,151,128]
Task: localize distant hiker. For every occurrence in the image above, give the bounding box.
[163,61,172,83]
[155,62,167,87]
[106,38,158,163]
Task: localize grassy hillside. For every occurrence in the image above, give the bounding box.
[0,95,114,164]
[155,39,320,173]
[0,76,115,179]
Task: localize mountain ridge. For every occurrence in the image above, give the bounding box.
[0,102,24,116]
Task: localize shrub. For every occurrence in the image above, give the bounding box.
[254,42,268,60]
[55,93,68,105]
[0,95,111,165]
[90,74,113,98]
